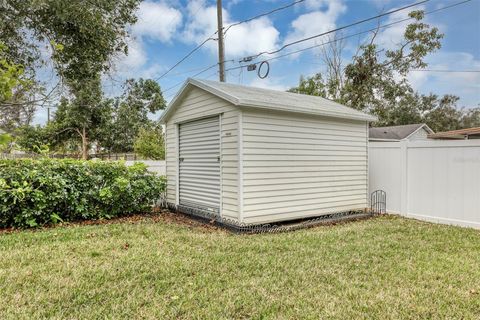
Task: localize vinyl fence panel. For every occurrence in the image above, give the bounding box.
[125,160,166,176]
[369,140,480,229]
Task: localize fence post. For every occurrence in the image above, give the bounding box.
[400,141,408,215]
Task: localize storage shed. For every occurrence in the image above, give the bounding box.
[159,79,376,225]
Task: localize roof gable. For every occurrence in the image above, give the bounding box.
[369,123,434,140]
[160,78,376,123]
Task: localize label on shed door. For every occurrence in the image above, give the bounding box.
[178,116,221,215]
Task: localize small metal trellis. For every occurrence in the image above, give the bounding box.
[370,190,387,214]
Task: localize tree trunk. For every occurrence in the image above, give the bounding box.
[81,127,88,160]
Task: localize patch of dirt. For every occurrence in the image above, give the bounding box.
[0,208,222,235]
[157,210,223,232]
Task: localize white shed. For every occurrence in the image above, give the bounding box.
[159,79,376,225]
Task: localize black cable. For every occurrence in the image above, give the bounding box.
[241,0,430,61]
[223,0,305,35]
[155,0,305,81]
[154,37,216,81]
[161,59,234,96]
[225,0,472,73]
[411,69,480,73]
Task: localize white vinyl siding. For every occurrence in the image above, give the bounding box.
[165,87,239,219]
[408,127,430,141]
[241,109,368,224]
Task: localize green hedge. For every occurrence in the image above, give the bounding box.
[0,159,166,228]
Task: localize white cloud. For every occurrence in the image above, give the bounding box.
[369,0,394,9]
[118,36,148,71]
[133,1,182,42]
[224,18,279,57]
[110,1,181,81]
[407,52,480,107]
[183,0,280,57]
[284,0,346,47]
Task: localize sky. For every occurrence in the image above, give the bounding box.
[34,0,480,124]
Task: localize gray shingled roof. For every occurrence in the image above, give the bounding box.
[160,78,376,122]
[369,124,431,140]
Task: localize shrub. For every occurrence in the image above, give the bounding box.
[0,159,166,228]
[133,127,165,160]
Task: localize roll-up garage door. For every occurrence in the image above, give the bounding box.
[179,116,220,215]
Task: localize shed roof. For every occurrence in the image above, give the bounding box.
[369,123,433,141]
[160,78,376,123]
[428,127,480,139]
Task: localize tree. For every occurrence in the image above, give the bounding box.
[341,11,442,117]
[288,74,327,97]
[103,79,166,152]
[287,11,480,131]
[461,108,480,129]
[0,42,37,132]
[0,132,13,152]
[15,125,51,153]
[0,0,141,136]
[1,0,140,84]
[51,77,113,159]
[134,126,165,160]
[421,95,463,132]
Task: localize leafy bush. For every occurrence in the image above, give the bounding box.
[0,159,166,228]
[0,133,12,152]
[133,126,165,160]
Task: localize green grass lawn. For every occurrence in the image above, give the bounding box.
[0,214,479,319]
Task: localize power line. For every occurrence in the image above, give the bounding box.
[411,69,480,73]
[155,0,306,82]
[162,62,227,95]
[240,0,430,62]
[223,0,305,36]
[225,0,472,73]
[154,36,216,81]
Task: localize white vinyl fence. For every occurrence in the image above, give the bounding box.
[369,140,480,229]
[125,160,166,176]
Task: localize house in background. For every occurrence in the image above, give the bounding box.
[428,127,480,140]
[369,123,434,142]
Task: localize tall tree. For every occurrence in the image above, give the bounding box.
[341,11,443,116]
[51,77,113,159]
[103,79,166,153]
[0,42,37,131]
[1,0,140,83]
[287,11,477,131]
[0,0,141,134]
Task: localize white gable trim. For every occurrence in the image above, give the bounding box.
[404,124,434,140]
[159,79,239,123]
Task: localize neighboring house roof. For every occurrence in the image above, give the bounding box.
[369,123,434,141]
[428,127,480,140]
[160,78,377,123]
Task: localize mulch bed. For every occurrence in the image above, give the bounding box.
[0,208,222,234]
